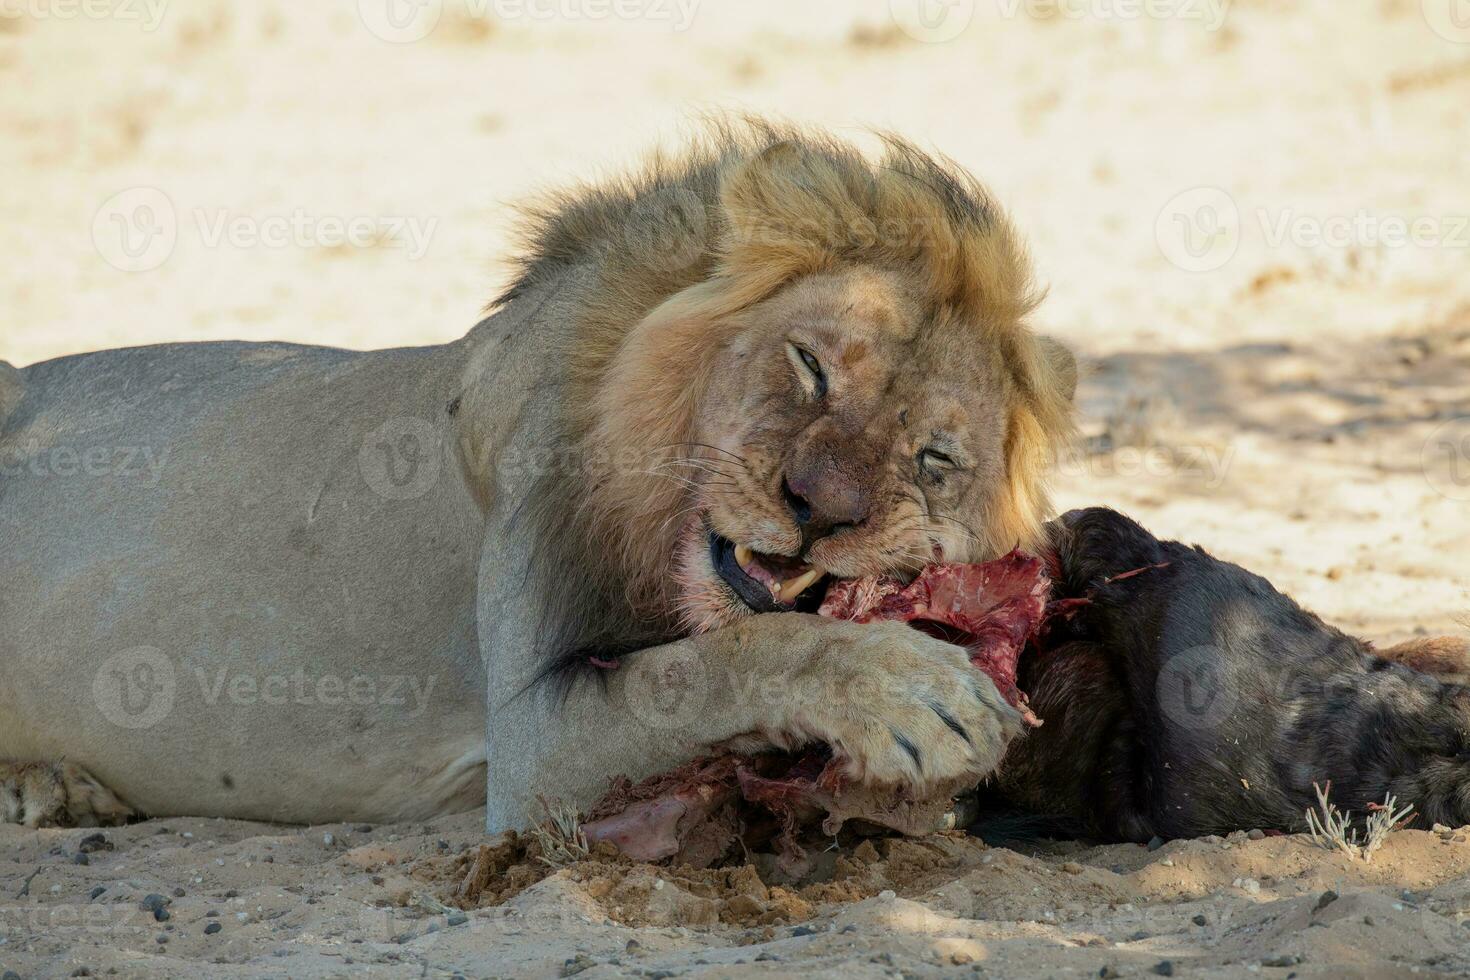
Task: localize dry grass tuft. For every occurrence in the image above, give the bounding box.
[1305,781,1415,862]
[529,797,590,868]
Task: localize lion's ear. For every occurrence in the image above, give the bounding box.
[715,141,846,292]
[1034,335,1077,404]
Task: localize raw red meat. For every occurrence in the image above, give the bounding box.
[818,549,1049,725]
[583,551,1053,869]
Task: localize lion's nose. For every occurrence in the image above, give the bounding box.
[782,467,870,544]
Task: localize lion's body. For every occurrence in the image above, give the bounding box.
[2,123,1071,829]
[1,335,498,822]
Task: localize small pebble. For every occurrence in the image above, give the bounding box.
[153,907,171,923]
[1147,836,1165,851]
[1062,861,1084,875]
[790,925,818,937]
[3,971,21,980]
[1248,829,1266,840]
[77,833,112,854]
[355,824,373,833]
[1313,890,1338,913]
[172,887,186,898]
[1192,914,1208,926]
[447,912,468,927]
[204,922,222,935]
[1262,955,1302,967]
[155,934,168,945]
[72,853,89,866]
[878,889,896,901]
[322,833,335,847]
[140,894,171,913]
[88,886,106,900]
[1154,962,1175,977]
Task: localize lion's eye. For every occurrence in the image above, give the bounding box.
[793,346,827,398]
[918,448,958,471]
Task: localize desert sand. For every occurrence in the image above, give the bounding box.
[2,0,1469,976]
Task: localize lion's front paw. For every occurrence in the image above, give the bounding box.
[772,621,1024,792]
[0,761,133,829]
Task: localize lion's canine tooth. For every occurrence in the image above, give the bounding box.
[734,544,753,568]
[778,568,824,604]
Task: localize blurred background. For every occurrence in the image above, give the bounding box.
[3,0,1468,636]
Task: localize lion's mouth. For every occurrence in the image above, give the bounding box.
[708,528,829,614]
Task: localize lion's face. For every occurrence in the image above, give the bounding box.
[669,268,1044,634]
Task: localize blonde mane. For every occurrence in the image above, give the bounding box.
[499,119,1073,620]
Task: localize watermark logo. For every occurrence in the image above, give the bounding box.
[92,189,438,272]
[94,647,176,729]
[1158,186,1470,271]
[358,0,442,42]
[92,187,178,273]
[1155,644,1237,732]
[359,416,444,501]
[889,0,976,43]
[1156,187,1241,273]
[1423,0,1470,43]
[625,186,707,274]
[1422,416,1470,501]
[620,645,708,730]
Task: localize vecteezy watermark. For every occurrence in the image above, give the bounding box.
[359,416,445,501]
[0,904,145,939]
[994,0,1231,31]
[1156,187,1241,273]
[619,644,709,730]
[356,0,699,43]
[1258,210,1470,252]
[92,187,177,273]
[0,0,168,30]
[1422,0,1470,43]
[92,188,439,272]
[94,647,177,730]
[0,440,170,483]
[93,647,440,729]
[1155,645,1237,731]
[357,0,442,42]
[888,0,976,43]
[1422,416,1470,502]
[1060,443,1237,489]
[1158,187,1470,272]
[194,667,437,717]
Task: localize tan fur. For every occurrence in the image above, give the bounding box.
[1376,636,1470,683]
[0,760,133,828]
[499,120,1076,633]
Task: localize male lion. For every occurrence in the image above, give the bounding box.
[0,122,1077,830]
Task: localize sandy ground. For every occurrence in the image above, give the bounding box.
[3,0,1470,976]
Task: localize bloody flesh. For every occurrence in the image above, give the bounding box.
[580,550,1052,868]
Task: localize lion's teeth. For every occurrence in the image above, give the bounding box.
[778,568,824,604]
[734,544,753,568]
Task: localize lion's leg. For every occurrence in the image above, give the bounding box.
[0,760,134,828]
